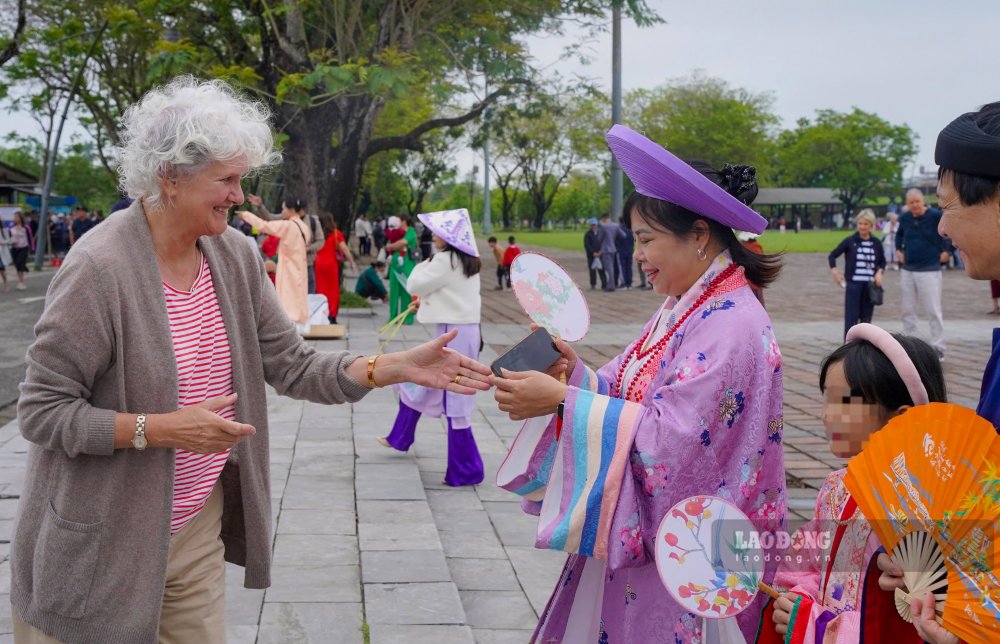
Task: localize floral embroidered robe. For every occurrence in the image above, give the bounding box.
[757,469,920,644]
[497,252,787,643]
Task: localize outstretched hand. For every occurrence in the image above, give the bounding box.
[401,329,492,394]
[491,368,567,421]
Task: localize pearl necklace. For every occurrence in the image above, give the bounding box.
[613,264,740,403]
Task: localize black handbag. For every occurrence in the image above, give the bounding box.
[868,282,884,306]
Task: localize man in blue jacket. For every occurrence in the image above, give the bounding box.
[895,188,951,360]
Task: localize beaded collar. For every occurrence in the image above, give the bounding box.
[613,254,748,403]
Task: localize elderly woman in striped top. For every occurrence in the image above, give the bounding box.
[12,76,492,644]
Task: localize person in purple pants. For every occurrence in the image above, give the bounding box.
[378,208,485,486]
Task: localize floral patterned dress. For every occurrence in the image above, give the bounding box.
[759,469,920,644]
[497,251,786,642]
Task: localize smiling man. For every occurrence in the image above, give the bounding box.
[879,101,1000,644]
[936,102,1000,427]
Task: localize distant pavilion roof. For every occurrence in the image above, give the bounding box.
[755,188,839,206]
[0,160,38,186]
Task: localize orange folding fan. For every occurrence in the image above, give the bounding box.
[844,403,1000,644]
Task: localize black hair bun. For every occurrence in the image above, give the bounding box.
[720,163,758,205]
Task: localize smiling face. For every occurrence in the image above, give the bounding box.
[937,173,1000,280]
[856,218,873,238]
[821,360,887,458]
[631,209,708,297]
[161,159,247,238]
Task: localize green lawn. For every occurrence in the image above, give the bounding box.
[502,229,857,254]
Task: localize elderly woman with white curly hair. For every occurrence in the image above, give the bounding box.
[11,76,492,644]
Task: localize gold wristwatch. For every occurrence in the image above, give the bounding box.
[132,413,148,451]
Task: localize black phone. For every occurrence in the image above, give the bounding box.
[490,327,562,377]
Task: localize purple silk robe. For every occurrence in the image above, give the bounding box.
[497,253,787,643]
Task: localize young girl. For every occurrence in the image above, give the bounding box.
[378,209,485,486]
[760,323,946,643]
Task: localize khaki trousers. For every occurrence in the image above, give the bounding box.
[13,483,226,643]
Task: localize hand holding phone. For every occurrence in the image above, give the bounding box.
[490,327,562,377]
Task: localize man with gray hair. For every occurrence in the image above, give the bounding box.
[895,188,951,359]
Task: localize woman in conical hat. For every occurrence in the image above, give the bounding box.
[492,125,786,642]
[379,208,486,486]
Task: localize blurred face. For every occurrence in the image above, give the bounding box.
[163,159,247,238]
[432,232,446,249]
[937,173,1000,280]
[822,361,886,458]
[856,218,873,237]
[631,209,708,297]
[906,191,927,216]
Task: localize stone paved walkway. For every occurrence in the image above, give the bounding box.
[0,239,995,643]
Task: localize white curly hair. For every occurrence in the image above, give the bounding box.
[115,76,281,209]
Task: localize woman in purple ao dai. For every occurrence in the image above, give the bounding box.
[492,126,788,643]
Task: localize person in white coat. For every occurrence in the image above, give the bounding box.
[378,209,485,486]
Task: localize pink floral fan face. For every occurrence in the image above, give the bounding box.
[655,495,764,619]
[509,253,590,342]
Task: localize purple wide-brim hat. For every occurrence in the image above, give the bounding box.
[418,208,479,257]
[605,124,767,234]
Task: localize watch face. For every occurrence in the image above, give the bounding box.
[133,435,148,450]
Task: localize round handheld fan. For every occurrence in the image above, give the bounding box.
[654,495,765,620]
[509,253,590,342]
[844,402,1000,644]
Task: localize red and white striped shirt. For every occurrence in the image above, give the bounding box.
[164,256,234,534]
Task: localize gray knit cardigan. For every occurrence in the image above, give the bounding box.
[13,202,370,643]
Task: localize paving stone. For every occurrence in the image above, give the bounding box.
[359,521,441,551]
[362,549,451,583]
[368,624,474,644]
[431,508,495,534]
[472,628,537,643]
[266,565,361,603]
[365,582,465,625]
[505,547,564,615]
[460,590,537,629]
[226,624,259,644]
[356,464,427,501]
[277,509,357,535]
[272,534,358,566]
[257,602,363,644]
[439,529,507,560]
[447,558,520,591]
[357,500,435,525]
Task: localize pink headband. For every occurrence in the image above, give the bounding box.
[845,323,929,406]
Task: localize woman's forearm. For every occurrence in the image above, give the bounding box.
[345,352,409,388]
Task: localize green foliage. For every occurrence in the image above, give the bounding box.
[340,290,371,309]
[0,132,119,209]
[548,171,607,223]
[625,71,780,182]
[775,108,917,214]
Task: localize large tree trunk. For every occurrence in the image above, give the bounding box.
[325,94,386,231]
[277,102,339,215]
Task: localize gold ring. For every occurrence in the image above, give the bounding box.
[453,374,461,384]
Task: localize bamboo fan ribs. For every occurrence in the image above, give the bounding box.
[844,403,1000,644]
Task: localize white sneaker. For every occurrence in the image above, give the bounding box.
[16,283,26,290]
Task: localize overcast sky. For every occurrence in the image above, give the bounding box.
[3,0,995,181]
[516,0,996,178]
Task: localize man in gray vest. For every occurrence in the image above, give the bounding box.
[598,213,625,291]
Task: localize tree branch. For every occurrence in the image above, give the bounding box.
[0,0,27,68]
[364,82,527,159]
